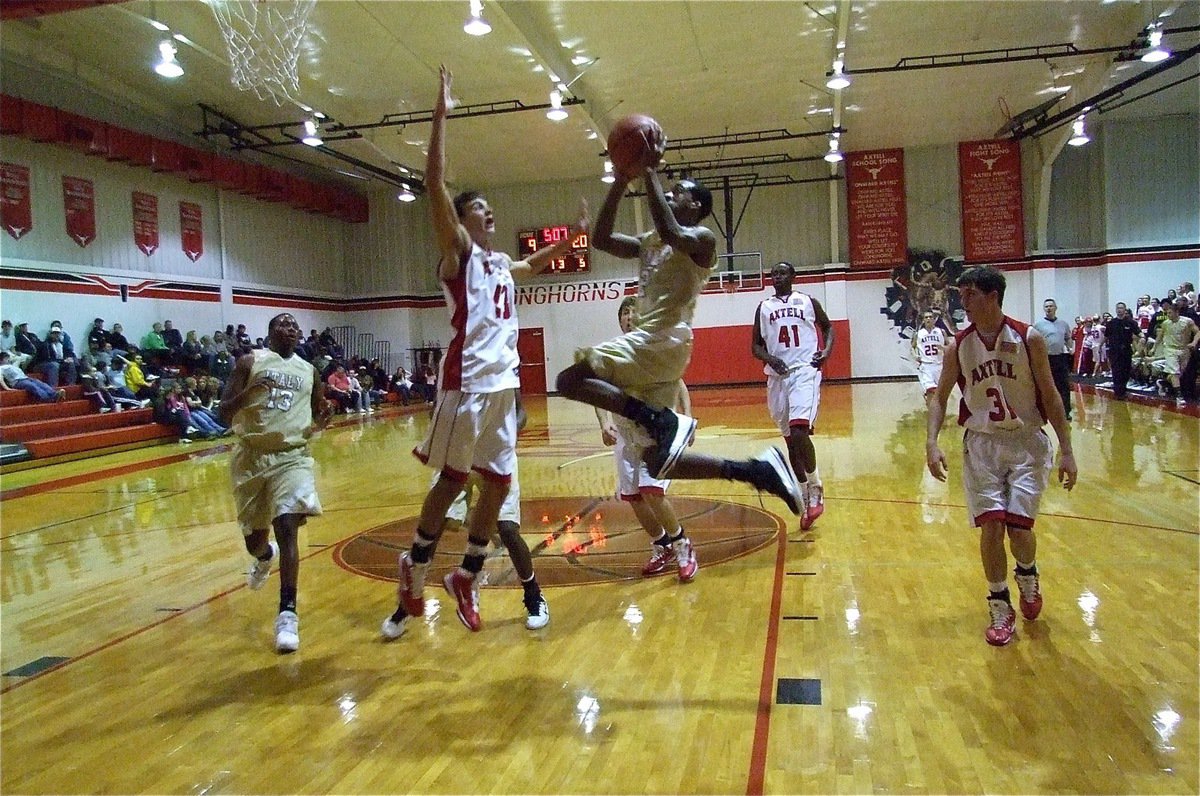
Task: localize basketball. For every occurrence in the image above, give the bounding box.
[607,114,664,175]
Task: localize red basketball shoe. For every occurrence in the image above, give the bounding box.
[641,544,675,577]
[985,598,1016,646]
[1014,568,1043,620]
[672,535,699,583]
[397,551,425,618]
[444,568,482,632]
[801,484,824,530]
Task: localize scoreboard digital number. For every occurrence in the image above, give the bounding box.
[517,226,590,274]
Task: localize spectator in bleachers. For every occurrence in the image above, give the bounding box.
[181,330,204,372]
[47,320,75,352]
[253,337,266,349]
[1181,282,1196,306]
[200,334,219,372]
[141,322,169,365]
[319,327,336,350]
[312,346,333,377]
[358,366,385,411]
[0,351,63,402]
[123,353,159,399]
[107,322,133,358]
[196,375,222,411]
[81,338,106,371]
[368,358,388,395]
[390,366,413,405]
[162,320,184,354]
[36,326,78,387]
[235,324,252,350]
[87,318,107,350]
[1,320,32,370]
[212,349,234,382]
[1135,295,1154,333]
[410,363,430,402]
[325,364,363,414]
[94,360,142,408]
[347,366,370,414]
[80,366,119,413]
[164,382,204,441]
[182,377,229,435]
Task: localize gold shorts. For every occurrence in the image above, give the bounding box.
[230,445,321,535]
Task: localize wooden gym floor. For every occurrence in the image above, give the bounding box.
[1,383,1196,794]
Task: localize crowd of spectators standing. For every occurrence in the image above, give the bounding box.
[1,317,438,437]
[1067,281,1199,405]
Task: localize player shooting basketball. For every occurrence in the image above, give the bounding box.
[555,119,804,519]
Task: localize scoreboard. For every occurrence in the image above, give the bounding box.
[517,225,590,274]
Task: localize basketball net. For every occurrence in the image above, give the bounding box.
[209,0,316,104]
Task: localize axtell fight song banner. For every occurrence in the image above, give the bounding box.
[958,139,1025,262]
[846,148,908,269]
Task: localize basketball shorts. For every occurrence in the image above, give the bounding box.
[613,418,670,500]
[961,429,1052,530]
[1155,347,1186,377]
[441,467,521,525]
[577,323,692,407]
[916,361,942,394]
[767,366,821,435]
[413,388,516,483]
[230,445,321,536]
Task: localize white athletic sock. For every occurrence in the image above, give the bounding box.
[1015,559,1035,572]
[805,467,821,486]
[988,580,1009,595]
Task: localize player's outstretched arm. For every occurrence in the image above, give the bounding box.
[592,176,640,259]
[1027,329,1076,490]
[427,65,471,281]
[925,337,961,481]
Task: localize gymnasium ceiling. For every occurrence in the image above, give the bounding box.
[1,0,1198,196]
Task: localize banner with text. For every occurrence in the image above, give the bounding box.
[958,139,1024,262]
[62,175,96,248]
[846,148,907,269]
[1,162,32,240]
[132,191,158,256]
[180,201,203,262]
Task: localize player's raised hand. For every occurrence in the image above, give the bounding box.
[436,65,453,114]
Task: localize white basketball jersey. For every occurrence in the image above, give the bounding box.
[955,317,1046,433]
[758,292,819,374]
[915,327,946,365]
[440,243,520,393]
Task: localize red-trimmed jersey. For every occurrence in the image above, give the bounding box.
[757,291,819,375]
[956,317,1046,433]
[915,327,946,365]
[440,243,520,393]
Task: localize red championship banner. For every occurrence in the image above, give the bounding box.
[62,175,96,247]
[958,139,1025,262]
[1,162,32,240]
[132,191,158,256]
[846,148,907,269]
[180,201,203,262]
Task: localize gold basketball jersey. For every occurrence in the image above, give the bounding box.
[233,348,316,452]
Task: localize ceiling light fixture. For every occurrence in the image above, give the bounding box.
[601,159,615,183]
[1067,116,1091,147]
[397,185,416,203]
[826,58,851,90]
[153,41,184,78]
[149,19,169,31]
[464,0,491,36]
[1141,26,1171,63]
[824,135,844,163]
[302,118,323,147]
[546,89,569,121]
